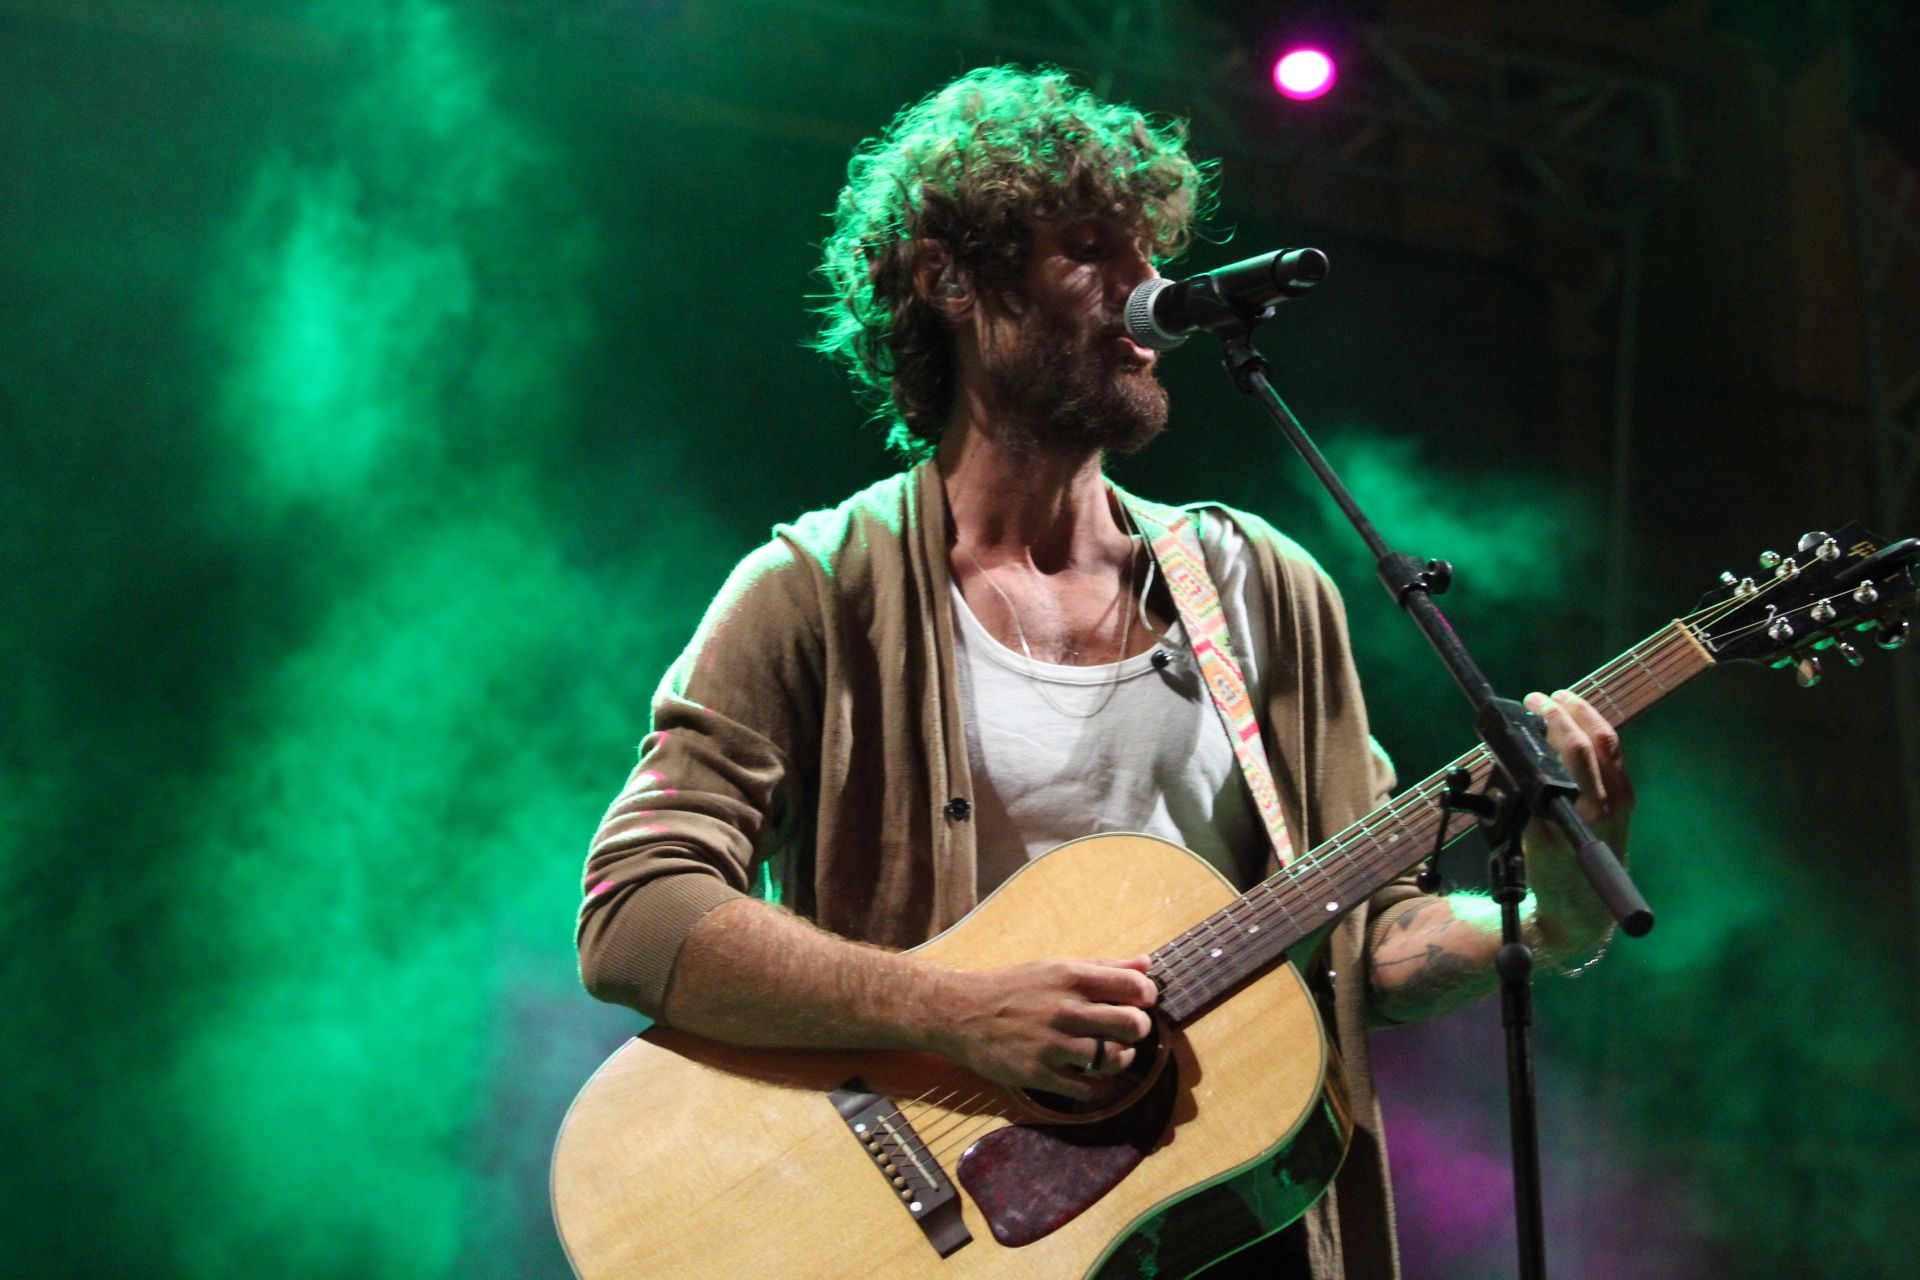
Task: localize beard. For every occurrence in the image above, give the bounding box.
[980,305,1169,459]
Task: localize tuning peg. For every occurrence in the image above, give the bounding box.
[1768,616,1795,643]
[1877,618,1911,650]
[1759,550,1782,569]
[1719,571,1737,587]
[1854,582,1881,605]
[1811,600,1836,623]
[1795,655,1822,688]
[1838,641,1865,667]
[1798,531,1841,559]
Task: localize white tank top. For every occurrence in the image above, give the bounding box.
[953,511,1271,896]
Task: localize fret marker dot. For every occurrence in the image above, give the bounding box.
[1248,924,1260,933]
[910,1201,923,1213]
[1325,902,1339,912]
[1387,834,1399,843]
[1210,948,1223,958]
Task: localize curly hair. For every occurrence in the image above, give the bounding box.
[812,66,1215,460]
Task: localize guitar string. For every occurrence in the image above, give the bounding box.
[898,1082,1006,1128]
[1149,630,1684,986]
[907,1092,1006,1154]
[915,1103,994,1153]
[1152,567,1855,997]
[1157,578,1768,959]
[898,1097,1006,1189]
[924,1114,1013,1167]
[1150,623,1717,998]
[1148,770,1461,1004]
[1145,609,1741,1000]
[1697,587,1895,646]
[895,1085,972,1145]
[1146,571,1827,1001]
[1163,616,1702,951]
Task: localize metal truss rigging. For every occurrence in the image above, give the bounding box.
[1191,23,1687,233]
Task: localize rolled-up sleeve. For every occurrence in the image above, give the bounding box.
[576,538,823,1018]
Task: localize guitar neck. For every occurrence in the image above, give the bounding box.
[1149,620,1717,1024]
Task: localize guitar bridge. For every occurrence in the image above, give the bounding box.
[829,1079,971,1259]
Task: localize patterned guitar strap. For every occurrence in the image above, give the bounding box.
[1123,496,1295,871]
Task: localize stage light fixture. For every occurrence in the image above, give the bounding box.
[1273,47,1336,100]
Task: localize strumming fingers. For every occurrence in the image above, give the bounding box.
[1073,960,1159,1007]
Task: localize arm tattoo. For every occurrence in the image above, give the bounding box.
[1368,895,1505,1024]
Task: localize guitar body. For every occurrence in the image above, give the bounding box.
[551,834,1352,1279]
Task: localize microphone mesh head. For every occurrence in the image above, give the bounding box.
[1123,279,1188,352]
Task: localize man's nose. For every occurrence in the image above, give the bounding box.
[1110,246,1158,301]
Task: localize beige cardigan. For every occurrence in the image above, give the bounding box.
[580,460,1419,1278]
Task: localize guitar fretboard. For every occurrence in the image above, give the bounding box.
[1148,620,1714,1024]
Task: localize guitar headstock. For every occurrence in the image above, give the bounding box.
[1688,524,1919,685]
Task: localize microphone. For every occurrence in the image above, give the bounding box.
[1123,247,1329,352]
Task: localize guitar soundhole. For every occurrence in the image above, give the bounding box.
[1017,1018,1168,1123]
[956,1026,1179,1248]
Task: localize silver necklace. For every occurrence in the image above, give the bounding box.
[958,525,1139,721]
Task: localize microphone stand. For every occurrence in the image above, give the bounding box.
[1193,284,1655,1280]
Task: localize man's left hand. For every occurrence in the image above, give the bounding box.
[1520,688,1635,959]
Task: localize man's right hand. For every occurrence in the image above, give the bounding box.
[928,955,1159,1101]
[651,900,1161,1103]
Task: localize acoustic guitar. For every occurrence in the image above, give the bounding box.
[552,525,1916,1279]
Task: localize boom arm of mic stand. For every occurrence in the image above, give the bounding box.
[1216,327,1654,937]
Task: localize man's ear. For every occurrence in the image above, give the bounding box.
[913,242,970,318]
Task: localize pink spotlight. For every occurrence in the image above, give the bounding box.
[1273,48,1336,101]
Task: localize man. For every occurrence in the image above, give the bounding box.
[578,66,1630,1278]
